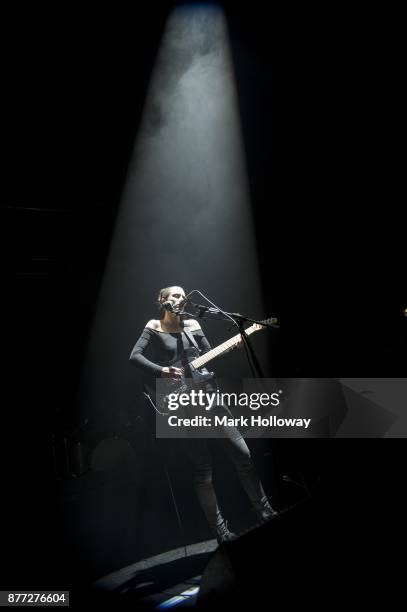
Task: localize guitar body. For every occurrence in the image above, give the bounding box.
[143,347,216,414]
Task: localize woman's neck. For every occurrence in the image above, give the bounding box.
[161,312,184,332]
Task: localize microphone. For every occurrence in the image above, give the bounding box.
[188,300,219,314]
[162,301,174,312]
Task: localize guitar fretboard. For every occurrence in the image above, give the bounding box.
[191,324,257,369]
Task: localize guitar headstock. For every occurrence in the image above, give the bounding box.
[252,317,278,332]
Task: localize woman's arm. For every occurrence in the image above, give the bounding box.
[129,328,163,375]
[194,330,212,354]
[129,327,182,379]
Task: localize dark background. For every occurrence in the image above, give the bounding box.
[2,1,405,603]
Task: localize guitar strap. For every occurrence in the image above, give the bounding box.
[183,328,201,353]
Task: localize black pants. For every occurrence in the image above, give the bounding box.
[180,408,269,530]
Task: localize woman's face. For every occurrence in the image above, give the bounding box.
[161,287,186,313]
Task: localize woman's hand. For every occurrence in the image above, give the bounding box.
[161,366,183,380]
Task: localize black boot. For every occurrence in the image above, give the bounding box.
[214,519,237,544]
[253,496,278,523]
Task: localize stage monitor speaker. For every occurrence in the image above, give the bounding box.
[197,495,373,608]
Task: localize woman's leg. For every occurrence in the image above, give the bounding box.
[182,438,235,541]
[214,409,277,520]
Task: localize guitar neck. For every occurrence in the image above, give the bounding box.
[191,324,258,370]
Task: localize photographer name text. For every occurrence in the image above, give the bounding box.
[167,415,312,429]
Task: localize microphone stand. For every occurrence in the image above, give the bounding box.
[236,316,264,378]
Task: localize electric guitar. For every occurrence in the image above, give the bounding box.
[143,318,276,414]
